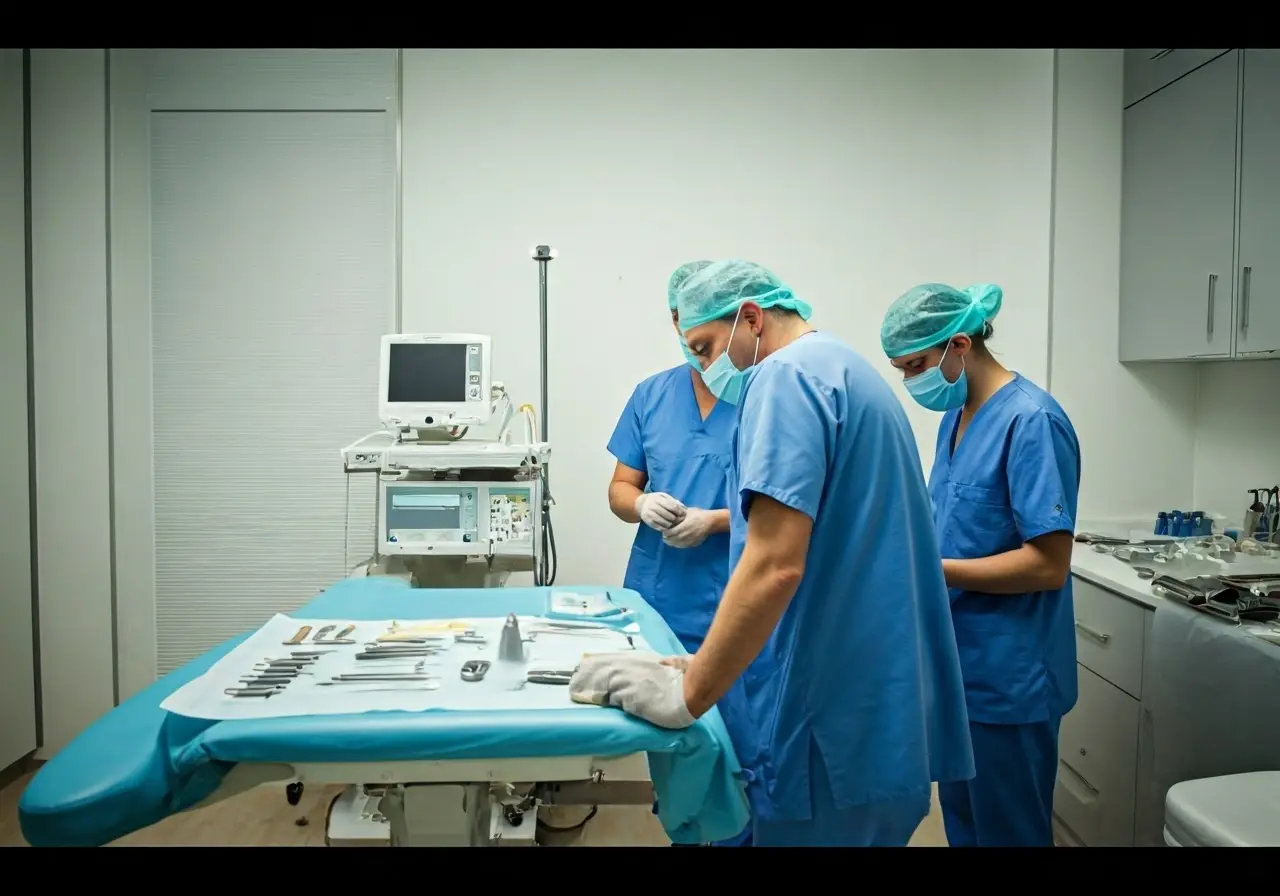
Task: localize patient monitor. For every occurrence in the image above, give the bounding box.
[379,333,492,430]
[343,332,553,589]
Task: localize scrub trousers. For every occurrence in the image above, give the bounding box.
[938,717,1061,847]
[751,741,930,847]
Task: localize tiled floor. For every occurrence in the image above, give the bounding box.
[0,771,949,846]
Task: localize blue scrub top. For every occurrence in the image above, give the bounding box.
[928,373,1081,726]
[606,365,736,653]
[729,332,974,823]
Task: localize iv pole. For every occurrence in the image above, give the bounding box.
[530,245,557,587]
[531,245,555,452]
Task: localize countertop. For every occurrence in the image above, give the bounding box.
[1070,524,1280,613]
[1070,546,1162,609]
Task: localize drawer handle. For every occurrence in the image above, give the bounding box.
[1059,759,1100,799]
[1150,49,1175,61]
[1074,620,1111,645]
[1241,266,1252,332]
[1206,273,1218,339]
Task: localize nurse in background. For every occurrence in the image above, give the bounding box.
[881,282,1081,848]
[605,260,752,847]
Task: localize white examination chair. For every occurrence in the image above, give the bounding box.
[1163,772,1280,846]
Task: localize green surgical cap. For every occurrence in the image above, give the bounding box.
[667,261,714,311]
[880,282,1004,359]
[675,259,813,333]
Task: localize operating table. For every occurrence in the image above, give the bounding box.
[18,579,749,847]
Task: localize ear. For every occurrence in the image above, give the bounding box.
[950,334,973,356]
[740,302,765,335]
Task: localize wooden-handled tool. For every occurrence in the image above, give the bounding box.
[283,625,312,646]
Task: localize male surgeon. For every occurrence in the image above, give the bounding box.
[576,260,974,847]
[604,260,753,847]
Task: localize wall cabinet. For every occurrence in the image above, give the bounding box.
[1052,576,1154,847]
[1123,49,1231,109]
[1119,49,1280,362]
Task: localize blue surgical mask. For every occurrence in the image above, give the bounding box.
[700,308,759,406]
[905,341,968,412]
[678,337,700,369]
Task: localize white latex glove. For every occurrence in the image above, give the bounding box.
[662,508,716,549]
[635,492,686,531]
[569,652,697,729]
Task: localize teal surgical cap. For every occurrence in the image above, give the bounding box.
[667,261,714,311]
[675,259,814,333]
[880,282,1004,359]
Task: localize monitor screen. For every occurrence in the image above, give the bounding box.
[386,343,468,403]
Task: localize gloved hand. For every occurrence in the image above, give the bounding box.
[569,652,697,730]
[662,508,716,549]
[634,492,686,532]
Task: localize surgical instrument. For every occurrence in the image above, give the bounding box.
[461,660,490,682]
[315,624,357,645]
[498,614,525,662]
[224,687,281,698]
[315,681,443,692]
[328,673,437,682]
[254,666,312,676]
[526,669,575,686]
[311,625,336,643]
[283,625,313,646]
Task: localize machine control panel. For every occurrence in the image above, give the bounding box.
[380,480,540,557]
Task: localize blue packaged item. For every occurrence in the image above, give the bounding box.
[1154,512,1168,536]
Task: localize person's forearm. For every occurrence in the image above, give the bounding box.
[683,544,802,716]
[708,509,730,534]
[943,544,1069,594]
[609,482,643,524]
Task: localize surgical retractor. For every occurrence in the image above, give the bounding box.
[498,613,525,662]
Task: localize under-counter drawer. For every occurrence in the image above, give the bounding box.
[1072,575,1148,699]
[1124,48,1233,108]
[1054,664,1141,847]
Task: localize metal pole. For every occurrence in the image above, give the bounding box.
[538,261,549,440]
[531,246,554,442]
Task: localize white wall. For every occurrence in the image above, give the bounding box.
[0,49,39,768]
[1048,49,1200,521]
[402,48,1058,587]
[1193,360,1280,521]
[28,49,116,757]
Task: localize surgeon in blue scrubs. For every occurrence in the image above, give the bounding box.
[606,260,752,847]
[882,282,1081,848]
[643,260,973,847]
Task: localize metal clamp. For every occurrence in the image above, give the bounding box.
[1074,620,1111,645]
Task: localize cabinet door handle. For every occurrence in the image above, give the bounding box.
[1074,620,1111,645]
[1150,49,1175,60]
[1241,266,1252,332]
[1206,273,1218,338]
[1059,758,1100,797]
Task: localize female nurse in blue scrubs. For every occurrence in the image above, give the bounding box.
[606,261,752,847]
[881,283,1082,848]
